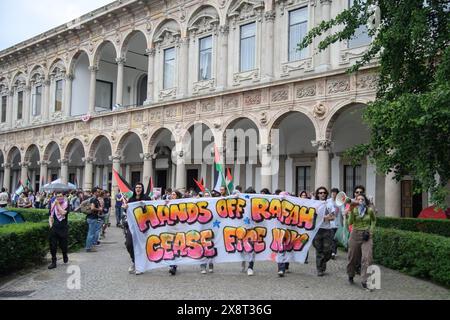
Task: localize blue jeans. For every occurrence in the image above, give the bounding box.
[94,218,103,242]
[86,218,98,250]
[115,206,123,225]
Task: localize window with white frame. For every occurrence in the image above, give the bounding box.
[344,165,363,196]
[348,0,371,48]
[289,7,308,61]
[17,91,23,120]
[163,47,176,89]
[240,22,256,72]
[32,85,42,116]
[55,80,63,112]
[1,96,6,123]
[199,36,212,81]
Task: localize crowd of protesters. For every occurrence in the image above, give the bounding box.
[4,181,377,291]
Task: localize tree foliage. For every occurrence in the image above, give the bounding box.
[299,0,450,208]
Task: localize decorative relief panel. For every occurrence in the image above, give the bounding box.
[54,126,63,135]
[102,117,113,128]
[165,105,180,119]
[200,99,216,113]
[357,74,379,90]
[233,69,260,86]
[65,123,74,133]
[193,79,216,94]
[90,119,102,130]
[244,90,262,106]
[281,58,313,77]
[149,109,162,122]
[327,78,350,94]
[117,114,129,126]
[44,127,53,137]
[271,86,289,103]
[223,96,240,110]
[159,88,177,100]
[133,112,143,123]
[296,84,316,99]
[183,102,197,116]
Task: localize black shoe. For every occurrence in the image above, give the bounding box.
[349,276,354,284]
[169,267,177,276]
[317,271,325,277]
[278,271,285,277]
[63,255,69,264]
[48,262,57,270]
[362,281,371,291]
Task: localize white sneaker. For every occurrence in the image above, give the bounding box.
[247,268,254,276]
[201,269,207,275]
[208,268,214,274]
[135,270,143,275]
[128,263,135,274]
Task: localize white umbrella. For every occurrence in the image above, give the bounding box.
[42,179,77,192]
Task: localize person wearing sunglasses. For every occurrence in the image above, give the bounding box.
[313,187,336,277]
[48,192,69,269]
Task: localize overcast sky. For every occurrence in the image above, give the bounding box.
[0,0,113,51]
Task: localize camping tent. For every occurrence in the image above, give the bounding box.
[0,209,25,225]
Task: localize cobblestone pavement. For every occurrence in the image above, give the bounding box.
[0,221,449,300]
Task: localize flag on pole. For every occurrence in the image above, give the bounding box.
[146,176,154,198]
[112,168,133,198]
[194,178,206,193]
[26,174,33,192]
[15,179,24,196]
[213,145,230,194]
[226,168,234,193]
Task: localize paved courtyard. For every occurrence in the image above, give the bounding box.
[0,222,449,300]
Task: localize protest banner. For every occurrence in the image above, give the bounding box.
[127,194,326,271]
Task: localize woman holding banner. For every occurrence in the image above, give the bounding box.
[167,190,183,275]
[122,183,150,275]
[346,193,376,290]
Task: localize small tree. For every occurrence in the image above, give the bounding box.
[299,0,450,209]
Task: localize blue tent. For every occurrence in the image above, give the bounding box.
[0,209,25,225]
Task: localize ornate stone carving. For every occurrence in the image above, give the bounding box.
[102,117,113,128]
[296,85,316,99]
[228,0,265,28]
[133,112,143,123]
[223,96,239,110]
[159,88,177,100]
[201,99,216,113]
[311,139,332,151]
[271,88,289,102]
[244,90,262,106]
[149,110,162,121]
[313,102,327,119]
[183,102,197,115]
[54,126,63,134]
[357,74,379,90]
[140,153,153,161]
[281,58,313,77]
[117,114,129,126]
[260,112,268,126]
[165,106,179,118]
[264,10,276,22]
[193,79,216,94]
[233,69,260,86]
[327,78,350,94]
[65,123,75,132]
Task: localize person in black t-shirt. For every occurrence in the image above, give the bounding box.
[85,188,102,252]
[48,192,69,269]
[122,183,150,275]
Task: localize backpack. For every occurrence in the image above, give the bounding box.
[80,198,93,215]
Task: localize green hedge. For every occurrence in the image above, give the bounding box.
[377,216,450,238]
[0,213,87,275]
[374,227,450,288]
[7,207,50,222]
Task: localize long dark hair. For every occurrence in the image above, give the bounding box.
[132,183,146,200]
[355,193,370,207]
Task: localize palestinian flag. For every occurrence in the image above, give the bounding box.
[112,168,133,198]
[213,145,229,194]
[26,175,33,192]
[194,178,206,193]
[226,168,234,193]
[15,179,24,196]
[146,176,154,198]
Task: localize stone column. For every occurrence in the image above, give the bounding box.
[23,86,31,125]
[263,11,275,82]
[83,157,94,191]
[64,74,73,118]
[88,66,98,114]
[116,57,126,106]
[317,0,332,71]
[125,165,131,184]
[19,161,30,186]
[102,166,109,190]
[145,48,156,104]
[175,150,186,191]
[141,153,153,191]
[260,144,273,190]
[313,140,332,190]
[110,155,122,196]
[246,163,253,190]
[331,155,341,190]
[42,79,50,122]
[76,168,82,188]
[218,26,229,90]
[2,163,11,192]
[385,171,401,217]
[59,159,69,184]
[178,38,189,98]
[31,170,36,189]
[95,166,101,187]
[7,90,14,128]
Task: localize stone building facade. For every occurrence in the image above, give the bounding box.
[0,0,426,217]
